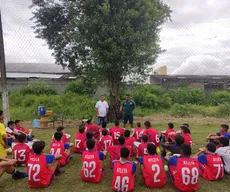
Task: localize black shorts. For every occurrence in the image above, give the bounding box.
[123,113,133,124]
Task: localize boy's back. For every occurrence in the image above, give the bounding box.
[133,127,143,142]
[27,154,55,188]
[198,153,224,181]
[143,128,160,147]
[100,135,113,150]
[81,150,104,183]
[74,132,86,153]
[110,127,125,145]
[12,142,32,165]
[169,157,199,192]
[136,142,148,158]
[112,161,136,192]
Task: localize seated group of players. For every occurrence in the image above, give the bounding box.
[3,119,230,192]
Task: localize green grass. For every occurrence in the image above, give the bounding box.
[1,117,230,192]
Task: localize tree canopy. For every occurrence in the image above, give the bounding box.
[31,0,171,121]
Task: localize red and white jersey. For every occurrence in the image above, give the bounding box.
[27,154,54,188]
[140,155,166,188]
[110,126,125,145]
[12,142,32,165]
[198,153,224,181]
[181,133,193,146]
[85,123,100,139]
[52,133,71,144]
[74,132,86,153]
[133,127,143,142]
[50,141,69,166]
[100,135,113,150]
[143,128,160,147]
[112,161,136,192]
[162,129,176,142]
[125,137,135,146]
[81,150,104,183]
[136,142,148,158]
[84,139,102,151]
[169,157,199,192]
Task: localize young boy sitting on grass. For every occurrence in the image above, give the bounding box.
[74,125,86,153]
[27,141,62,188]
[12,134,32,166]
[84,131,102,151]
[52,126,71,143]
[15,120,33,136]
[6,121,19,146]
[50,132,73,166]
[160,123,176,143]
[206,124,230,143]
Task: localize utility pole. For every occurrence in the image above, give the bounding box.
[0,11,10,125]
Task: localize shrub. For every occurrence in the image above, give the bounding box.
[215,103,230,117]
[210,91,230,105]
[65,81,95,96]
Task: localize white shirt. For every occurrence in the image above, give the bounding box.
[95,100,109,117]
[216,146,230,174]
[5,127,13,134]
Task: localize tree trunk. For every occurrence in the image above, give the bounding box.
[107,80,122,123]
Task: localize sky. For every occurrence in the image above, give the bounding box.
[1,0,230,75]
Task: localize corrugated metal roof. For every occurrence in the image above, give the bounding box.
[6,73,63,79]
[6,63,71,74]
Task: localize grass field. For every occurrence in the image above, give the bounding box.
[1,116,230,192]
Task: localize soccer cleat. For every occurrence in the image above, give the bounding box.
[55,168,65,176]
[12,171,27,180]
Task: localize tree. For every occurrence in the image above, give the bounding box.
[31,0,171,121]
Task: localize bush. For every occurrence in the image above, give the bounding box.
[19,80,57,96]
[210,91,230,105]
[215,103,230,117]
[65,81,95,96]
[169,88,205,105]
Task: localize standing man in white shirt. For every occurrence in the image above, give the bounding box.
[95,95,109,126]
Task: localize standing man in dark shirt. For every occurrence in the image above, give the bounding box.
[120,94,135,128]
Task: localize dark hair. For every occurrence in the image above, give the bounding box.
[7,121,15,127]
[120,147,130,158]
[183,124,189,127]
[175,134,184,146]
[18,134,26,143]
[87,139,95,150]
[100,95,104,97]
[33,141,45,154]
[180,125,191,134]
[15,120,21,124]
[87,119,92,124]
[56,126,64,132]
[115,120,120,126]
[86,131,93,139]
[168,123,174,129]
[126,94,130,97]
[79,125,85,133]
[137,122,141,127]
[54,131,63,141]
[0,110,3,116]
[118,136,125,145]
[142,134,148,142]
[102,122,107,128]
[147,143,156,155]
[102,129,108,136]
[124,130,130,138]
[219,137,229,147]
[206,142,216,153]
[144,121,151,127]
[181,144,192,156]
[221,124,229,131]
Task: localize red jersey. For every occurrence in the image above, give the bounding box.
[125,137,135,146]
[84,139,102,151]
[182,133,193,146]
[12,142,32,165]
[27,154,55,188]
[143,128,160,147]
[99,128,110,138]
[108,145,132,167]
[112,161,136,192]
[52,133,71,144]
[169,157,199,192]
[81,150,104,183]
[15,126,26,132]
[164,129,176,142]
[74,132,86,153]
[198,153,224,181]
[136,142,148,158]
[133,128,143,142]
[110,126,125,145]
[140,155,166,188]
[100,135,113,150]
[50,141,70,166]
[85,123,100,139]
